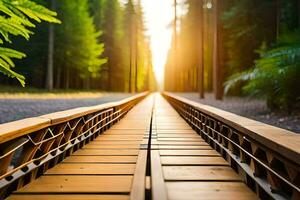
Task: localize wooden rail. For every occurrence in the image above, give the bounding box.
[163,92,300,200]
[0,92,148,199]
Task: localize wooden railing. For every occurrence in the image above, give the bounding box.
[0,92,148,198]
[163,92,300,200]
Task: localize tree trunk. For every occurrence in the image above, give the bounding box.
[129,42,132,93]
[172,0,178,92]
[84,77,90,90]
[135,25,138,93]
[55,67,61,89]
[276,0,281,38]
[298,0,300,27]
[212,0,223,100]
[65,67,70,89]
[129,18,134,93]
[46,0,55,90]
[198,0,204,98]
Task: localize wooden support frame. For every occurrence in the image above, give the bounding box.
[163,92,300,199]
[0,92,148,199]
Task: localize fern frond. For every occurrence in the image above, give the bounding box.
[0,57,25,86]
[0,0,60,85]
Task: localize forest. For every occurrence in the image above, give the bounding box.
[1,0,300,111]
[164,0,300,110]
[0,0,156,92]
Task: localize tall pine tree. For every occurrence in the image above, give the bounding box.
[55,0,107,89]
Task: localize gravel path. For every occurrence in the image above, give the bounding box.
[174,93,300,133]
[0,93,133,124]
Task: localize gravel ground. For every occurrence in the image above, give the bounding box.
[174,93,300,133]
[0,93,133,124]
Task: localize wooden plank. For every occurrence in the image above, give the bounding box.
[91,141,142,145]
[63,156,137,163]
[157,145,211,150]
[156,126,191,130]
[152,141,207,145]
[110,127,147,130]
[83,144,139,149]
[161,156,228,166]
[15,176,133,193]
[94,135,144,140]
[0,117,50,144]
[40,107,99,125]
[151,150,168,200]
[155,122,187,125]
[160,150,219,156]
[104,130,145,135]
[7,195,129,200]
[158,138,204,142]
[130,150,147,200]
[157,134,200,138]
[156,130,195,133]
[46,164,135,175]
[163,166,241,181]
[73,149,139,156]
[166,182,258,200]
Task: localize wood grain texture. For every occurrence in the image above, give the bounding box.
[130,150,147,200]
[159,150,219,156]
[46,164,135,175]
[151,150,168,200]
[7,195,129,200]
[157,145,211,150]
[73,149,139,156]
[83,144,140,149]
[15,176,133,193]
[0,117,50,144]
[163,166,241,181]
[63,156,137,163]
[161,156,228,166]
[166,182,258,200]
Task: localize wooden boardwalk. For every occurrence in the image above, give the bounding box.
[6,94,257,199]
[151,95,256,200]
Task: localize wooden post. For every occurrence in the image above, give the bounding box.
[212,0,223,100]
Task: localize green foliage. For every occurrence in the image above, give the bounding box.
[0,0,60,86]
[92,0,126,91]
[0,0,154,91]
[121,0,152,92]
[55,0,107,81]
[225,30,300,110]
[222,0,276,94]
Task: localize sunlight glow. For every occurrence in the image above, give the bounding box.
[141,0,174,88]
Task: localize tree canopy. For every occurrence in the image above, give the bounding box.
[0,0,156,91]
